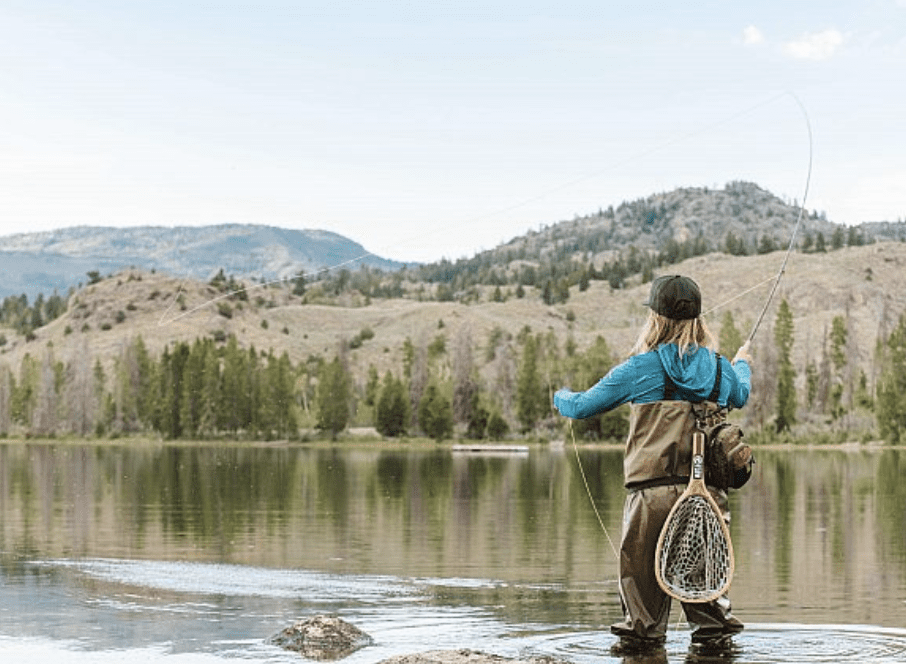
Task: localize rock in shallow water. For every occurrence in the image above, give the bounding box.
[269,615,373,660]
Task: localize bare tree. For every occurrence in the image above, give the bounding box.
[409,339,428,431]
[452,325,476,424]
[492,341,516,422]
[64,338,97,436]
[0,364,12,434]
[32,346,59,437]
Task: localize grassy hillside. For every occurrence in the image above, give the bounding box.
[2,241,906,438]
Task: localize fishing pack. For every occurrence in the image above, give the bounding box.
[662,351,754,491]
[692,401,753,491]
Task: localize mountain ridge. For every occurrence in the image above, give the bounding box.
[0,223,406,299]
[1,182,904,302]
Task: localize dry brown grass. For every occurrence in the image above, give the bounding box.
[3,243,905,400]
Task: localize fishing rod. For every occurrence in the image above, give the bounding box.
[746,92,814,343]
[569,92,815,563]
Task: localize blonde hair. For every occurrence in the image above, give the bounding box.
[629,311,716,357]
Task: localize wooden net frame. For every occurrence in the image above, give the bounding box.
[654,432,735,602]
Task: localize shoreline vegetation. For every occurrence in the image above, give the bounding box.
[0,431,896,451]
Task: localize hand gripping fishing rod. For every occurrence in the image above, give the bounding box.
[746,92,814,343]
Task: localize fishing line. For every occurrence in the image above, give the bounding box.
[569,420,620,561]
[702,259,849,322]
[156,91,801,328]
[745,92,814,343]
[701,274,780,319]
[157,254,370,327]
[550,356,619,561]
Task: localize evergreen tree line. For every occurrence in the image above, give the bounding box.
[305,225,875,307]
[0,335,297,440]
[0,325,626,443]
[720,299,906,443]
[3,297,906,444]
[315,324,631,442]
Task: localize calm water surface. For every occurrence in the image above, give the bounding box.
[1,441,905,663]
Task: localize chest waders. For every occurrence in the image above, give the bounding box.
[610,355,742,645]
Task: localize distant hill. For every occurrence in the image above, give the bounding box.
[2,181,904,302]
[409,181,906,292]
[0,224,407,299]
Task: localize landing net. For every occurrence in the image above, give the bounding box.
[657,495,732,602]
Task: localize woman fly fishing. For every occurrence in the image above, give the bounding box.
[553,274,754,656]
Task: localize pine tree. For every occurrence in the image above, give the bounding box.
[292,271,307,297]
[516,334,543,431]
[261,351,297,440]
[132,337,156,429]
[815,232,827,253]
[877,313,906,443]
[111,337,149,434]
[418,383,453,441]
[160,343,189,439]
[316,356,350,438]
[486,410,510,440]
[408,341,428,430]
[829,315,848,419]
[805,361,818,410]
[12,354,38,427]
[719,311,743,358]
[541,280,554,305]
[774,299,796,432]
[199,342,221,437]
[364,365,380,407]
[465,391,489,439]
[179,338,210,438]
[375,372,409,437]
[831,226,845,250]
[247,345,263,436]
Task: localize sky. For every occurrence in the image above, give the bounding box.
[0,1,904,264]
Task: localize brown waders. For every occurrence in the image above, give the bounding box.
[610,401,743,645]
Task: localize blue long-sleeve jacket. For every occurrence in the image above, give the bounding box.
[553,344,750,419]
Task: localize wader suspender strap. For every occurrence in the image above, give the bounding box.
[663,353,722,403]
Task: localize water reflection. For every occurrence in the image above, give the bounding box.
[1,441,905,632]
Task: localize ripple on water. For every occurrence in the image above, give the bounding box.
[741,624,906,663]
[526,624,906,664]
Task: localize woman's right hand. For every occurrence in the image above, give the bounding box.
[733,340,753,365]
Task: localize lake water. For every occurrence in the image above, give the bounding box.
[1,441,905,663]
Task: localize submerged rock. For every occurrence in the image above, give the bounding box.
[269,615,373,660]
[377,649,570,664]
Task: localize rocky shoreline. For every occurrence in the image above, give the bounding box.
[269,617,569,664]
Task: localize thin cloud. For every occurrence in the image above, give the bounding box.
[783,29,845,60]
[742,25,765,45]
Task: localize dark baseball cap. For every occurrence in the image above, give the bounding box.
[644,275,701,320]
